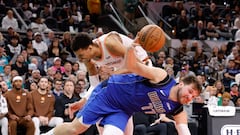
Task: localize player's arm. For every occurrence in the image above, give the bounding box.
[125,46,167,83]
[173,111,191,135]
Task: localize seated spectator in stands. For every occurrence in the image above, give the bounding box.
[176,9,189,39]
[31,77,63,135]
[234,96,240,107]
[123,0,137,22]
[5,34,24,63]
[165,57,179,76]
[29,82,38,91]
[229,82,240,102]
[192,47,208,74]
[203,2,218,21]
[214,80,225,95]
[222,92,234,106]
[32,32,48,55]
[176,39,190,60]
[25,69,41,90]
[55,80,79,122]
[61,16,78,32]
[51,57,65,73]
[216,19,233,40]
[204,21,219,40]
[11,54,28,76]
[78,14,96,33]
[155,51,166,68]
[1,10,19,30]
[4,27,15,44]
[0,80,9,94]
[21,2,33,20]
[0,32,7,46]
[175,61,196,83]
[223,59,240,92]
[57,4,72,21]
[38,51,50,76]
[48,37,62,58]
[0,46,9,73]
[190,20,206,40]
[61,31,75,57]
[205,86,218,106]
[72,62,80,75]
[44,31,55,47]
[0,84,8,135]
[1,65,11,89]
[46,67,56,81]
[4,76,35,135]
[52,78,63,98]
[71,2,82,23]
[30,15,51,33]
[40,4,52,19]
[21,28,34,48]
[25,40,39,57]
[62,61,73,80]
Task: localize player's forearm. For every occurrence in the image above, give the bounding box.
[176,124,191,135]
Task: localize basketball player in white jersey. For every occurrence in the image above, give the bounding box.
[69,31,152,135]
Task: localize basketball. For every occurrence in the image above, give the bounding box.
[138,24,166,52]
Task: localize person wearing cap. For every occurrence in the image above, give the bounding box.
[230,82,239,101]
[29,15,51,33]
[31,77,63,135]
[175,61,196,83]
[4,76,35,135]
[32,32,48,55]
[51,57,65,74]
[1,9,19,30]
[223,58,239,91]
[25,69,41,91]
[0,82,8,135]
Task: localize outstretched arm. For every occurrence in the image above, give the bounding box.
[125,47,167,83]
[173,111,191,135]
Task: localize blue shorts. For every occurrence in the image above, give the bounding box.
[76,83,131,131]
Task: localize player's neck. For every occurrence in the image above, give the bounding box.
[168,85,178,102]
[93,47,102,60]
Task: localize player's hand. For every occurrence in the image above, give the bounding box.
[9,114,19,120]
[23,115,31,121]
[69,98,87,119]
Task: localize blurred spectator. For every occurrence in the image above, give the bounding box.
[79,14,96,33]
[225,46,239,66]
[48,37,62,58]
[123,0,137,22]
[62,61,73,80]
[46,67,56,81]
[71,2,82,23]
[32,32,48,55]
[59,49,71,64]
[55,80,79,122]
[234,96,240,107]
[51,57,65,73]
[165,56,179,76]
[5,34,24,63]
[29,82,38,91]
[203,2,219,22]
[57,4,72,21]
[44,31,55,47]
[72,62,80,75]
[213,80,225,95]
[206,86,218,106]
[204,21,219,40]
[38,51,50,76]
[0,80,9,94]
[11,54,28,76]
[31,77,63,135]
[25,69,41,90]
[135,0,148,18]
[176,39,190,60]
[60,16,78,32]
[175,61,196,82]
[21,28,34,48]
[155,51,166,68]
[192,47,208,74]
[223,59,240,92]
[222,92,234,106]
[40,3,52,19]
[52,79,63,97]
[0,83,8,135]
[0,46,8,73]
[30,15,51,33]
[208,50,226,78]
[4,76,35,135]
[192,8,206,28]
[176,9,189,39]
[54,70,63,80]
[0,32,7,46]
[190,20,206,40]
[21,2,33,20]
[1,65,11,89]
[229,82,240,102]
[215,19,233,40]
[25,40,39,57]
[61,31,75,57]
[1,10,19,30]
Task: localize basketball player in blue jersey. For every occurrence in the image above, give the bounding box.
[43,46,201,135]
[68,31,152,135]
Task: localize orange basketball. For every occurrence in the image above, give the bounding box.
[138,24,166,52]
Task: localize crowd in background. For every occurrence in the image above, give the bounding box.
[0,0,239,135]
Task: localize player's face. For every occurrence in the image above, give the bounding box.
[12,80,22,90]
[177,83,199,104]
[74,47,93,62]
